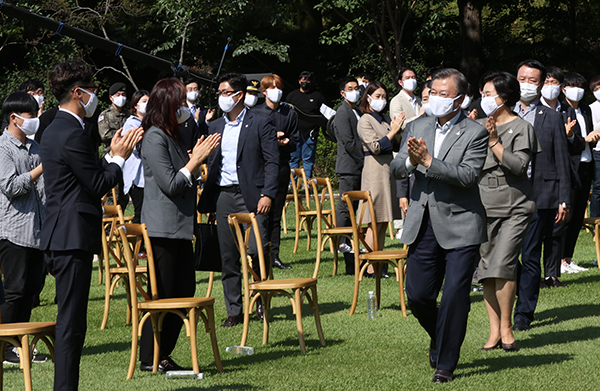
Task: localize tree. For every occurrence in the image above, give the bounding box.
[459,0,484,95]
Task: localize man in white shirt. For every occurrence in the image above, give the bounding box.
[390,67,422,129]
[588,75,600,218]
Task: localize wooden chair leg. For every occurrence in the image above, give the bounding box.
[188,308,200,374]
[205,272,214,298]
[293,215,301,253]
[240,294,251,347]
[397,259,407,317]
[388,221,394,240]
[349,254,361,316]
[282,204,288,234]
[313,233,323,279]
[293,289,306,353]
[375,263,381,309]
[305,219,313,251]
[595,223,600,269]
[309,286,326,347]
[101,274,112,330]
[262,294,270,346]
[19,334,33,391]
[205,305,223,372]
[152,315,160,373]
[127,318,139,379]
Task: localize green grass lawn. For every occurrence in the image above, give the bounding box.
[4,207,600,390]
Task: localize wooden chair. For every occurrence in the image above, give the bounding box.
[100,204,148,330]
[228,213,326,353]
[117,223,223,379]
[311,177,352,278]
[290,168,318,253]
[0,314,55,391]
[582,217,600,269]
[281,192,296,234]
[343,191,408,316]
[196,163,215,298]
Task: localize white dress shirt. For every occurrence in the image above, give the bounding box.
[218,107,247,186]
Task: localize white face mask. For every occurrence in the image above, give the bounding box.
[541,85,561,101]
[14,114,40,136]
[429,94,463,118]
[358,81,368,88]
[33,95,44,107]
[218,91,241,113]
[461,95,472,110]
[564,87,585,102]
[112,95,126,108]
[176,106,191,124]
[520,82,540,102]
[137,102,147,115]
[368,95,387,112]
[343,90,360,103]
[422,103,432,117]
[245,94,258,107]
[480,95,504,117]
[187,91,199,102]
[265,88,283,103]
[402,78,417,92]
[594,90,600,101]
[78,88,98,118]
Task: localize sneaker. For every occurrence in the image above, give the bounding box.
[32,348,48,363]
[567,261,589,272]
[359,247,367,254]
[338,243,353,254]
[3,347,19,365]
[561,262,578,274]
[395,229,403,240]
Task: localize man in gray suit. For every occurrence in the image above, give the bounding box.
[334,76,363,273]
[391,68,488,383]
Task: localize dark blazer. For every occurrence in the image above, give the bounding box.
[178,116,202,153]
[198,109,280,214]
[36,106,102,150]
[334,101,363,175]
[252,102,299,163]
[530,103,572,209]
[40,110,122,254]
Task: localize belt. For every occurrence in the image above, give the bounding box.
[364,150,392,157]
[484,176,507,189]
[219,185,241,193]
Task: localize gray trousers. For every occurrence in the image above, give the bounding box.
[216,189,269,317]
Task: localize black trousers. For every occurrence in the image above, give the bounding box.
[562,162,593,258]
[544,221,565,278]
[336,174,361,274]
[267,164,290,261]
[44,249,93,391]
[405,213,479,373]
[216,189,269,317]
[0,240,45,324]
[129,185,144,224]
[139,237,195,363]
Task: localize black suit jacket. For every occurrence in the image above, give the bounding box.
[36,106,102,150]
[252,102,299,164]
[530,103,572,209]
[178,116,202,153]
[334,101,363,175]
[198,109,280,214]
[40,110,122,254]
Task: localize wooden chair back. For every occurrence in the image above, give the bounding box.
[309,177,337,229]
[228,213,268,284]
[342,190,379,251]
[101,205,127,267]
[290,168,311,211]
[117,224,155,302]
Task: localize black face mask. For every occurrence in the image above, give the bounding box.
[300,82,311,90]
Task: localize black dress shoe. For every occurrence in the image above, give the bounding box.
[140,357,183,372]
[221,314,244,327]
[540,278,549,289]
[432,369,453,383]
[272,258,292,270]
[381,272,391,279]
[545,276,567,288]
[429,348,437,369]
[255,297,264,321]
[479,340,502,351]
[513,318,530,332]
[501,341,517,351]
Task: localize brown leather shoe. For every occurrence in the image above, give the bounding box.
[221,314,243,327]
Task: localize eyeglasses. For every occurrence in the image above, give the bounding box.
[216,90,239,98]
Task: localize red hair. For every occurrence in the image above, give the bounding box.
[141,78,185,140]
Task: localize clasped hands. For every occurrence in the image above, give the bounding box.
[407,137,432,168]
[110,126,144,160]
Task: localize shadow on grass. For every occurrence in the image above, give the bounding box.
[458,353,574,376]
[88,292,127,302]
[564,273,600,285]
[265,300,348,319]
[534,304,600,327]
[520,326,600,348]
[82,341,130,355]
[173,386,257,391]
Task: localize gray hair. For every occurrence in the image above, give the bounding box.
[432,68,468,96]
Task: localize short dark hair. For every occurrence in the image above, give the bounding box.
[49,59,95,104]
[18,79,44,93]
[298,71,314,81]
[426,67,442,79]
[563,72,587,89]
[183,78,199,88]
[360,80,388,114]
[545,66,564,84]
[141,78,185,140]
[516,59,547,84]
[482,71,521,107]
[218,72,247,94]
[339,76,358,91]
[590,75,600,92]
[432,68,469,96]
[130,89,150,115]
[421,80,432,91]
[398,67,416,80]
[359,72,375,82]
[2,91,39,123]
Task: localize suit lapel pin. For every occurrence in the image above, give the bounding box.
[245,124,249,127]
[456,131,460,136]
[538,110,543,114]
[508,129,513,134]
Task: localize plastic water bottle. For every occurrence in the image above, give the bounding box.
[226,345,254,355]
[367,291,377,319]
[165,370,203,380]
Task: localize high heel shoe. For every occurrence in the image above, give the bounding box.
[479,340,502,351]
[501,341,517,351]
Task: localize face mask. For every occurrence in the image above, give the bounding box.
[137,102,147,115]
[520,82,539,102]
[266,88,283,103]
[218,91,241,113]
[176,106,191,124]
[358,81,368,88]
[245,94,258,107]
[461,95,472,110]
[422,103,432,117]
[300,81,311,90]
[343,90,360,103]
[594,90,600,101]
[564,87,585,102]
[541,85,561,101]
[78,88,98,118]
[112,95,126,108]
[14,114,40,136]
[480,95,504,117]
[402,78,417,92]
[187,91,199,102]
[34,95,44,107]
[428,94,463,118]
[368,95,387,112]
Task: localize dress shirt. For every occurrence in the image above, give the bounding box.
[590,100,600,150]
[541,97,561,112]
[218,107,247,186]
[401,89,419,117]
[574,107,592,162]
[405,112,461,171]
[513,99,540,127]
[59,107,85,128]
[0,131,45,248]
[121,115,144,192]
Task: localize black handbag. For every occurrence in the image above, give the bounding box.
[194,216,222,272]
